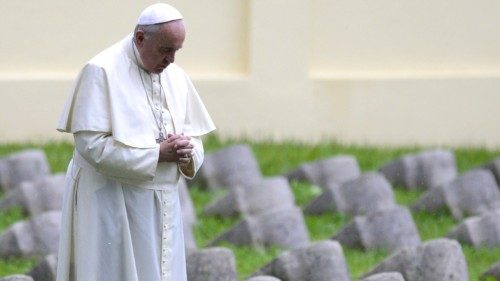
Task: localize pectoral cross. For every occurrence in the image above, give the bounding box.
[156,132,166,143]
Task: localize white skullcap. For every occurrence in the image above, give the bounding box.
[137,3,183,25]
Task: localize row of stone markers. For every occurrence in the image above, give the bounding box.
[195,146,500,253]
[1,146,500,280]
[0,150,59,281]
[0,149,218,281]
[1,239,499,281]
[189,144,500,280]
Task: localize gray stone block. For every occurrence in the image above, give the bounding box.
[286,155,360,188]
[480,262,500,281]
[417,150,458,189]
[253,240,351,281]
[305,172,396,216]
[380,149,457,190]
[447,208,500,247]
[410,186,446,214]
[26,254,57,281]
[0,150,51,192]
[0,211,61,258]
[204,177,295,217]
[0,275,34,281]
[360,272,405,281]
[363,238,468,281]
[193,144,262,190]
[483,158,500,186]
[302,181,340,214]
[333,206,421,252]
[246,276,281,281]
[379,155,419,188]
[187,247,237,281]
[0,174,65,215]
[412,169,500,220]
[210,207,309,249]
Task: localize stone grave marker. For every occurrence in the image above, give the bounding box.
[286,155,360,189]
[447,208,500,247]
[333,206,420,252]
[363,238,468,281]
[26,254,57,281]
[305,172,396,216]
[187,247,237,281]
[204,176,295,217]
[379,155,418,188]
[360,272,405,281]
[253,240,351,281]
[0,211,61,258]
[0,174,65,215]
[0,149,51,192]
[379,149,457,190]
[483,158,500,185]
[412,169,500,220]
[210,207,309,249]
[480,262,500,281]
[192,144,262,190]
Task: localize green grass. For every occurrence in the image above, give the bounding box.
[0,258,37,277]
[0,136,500,279]
[0,208,25,233]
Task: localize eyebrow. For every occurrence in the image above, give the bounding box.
[159,45,182,52]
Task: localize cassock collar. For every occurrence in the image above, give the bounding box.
[131,37,149,73]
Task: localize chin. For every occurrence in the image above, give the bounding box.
[158,64,170,72]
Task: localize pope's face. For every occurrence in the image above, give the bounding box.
[135,20,186,74]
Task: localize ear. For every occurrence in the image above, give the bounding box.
[134,30,146,47]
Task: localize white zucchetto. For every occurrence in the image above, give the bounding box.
[137,3,183,25]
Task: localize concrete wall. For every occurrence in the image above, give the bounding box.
[1,0,500,147]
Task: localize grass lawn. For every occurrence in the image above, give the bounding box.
[0,135,499,280]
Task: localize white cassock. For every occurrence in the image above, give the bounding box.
[56,34,215,281]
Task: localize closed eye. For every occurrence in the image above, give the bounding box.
[159,47,181,54]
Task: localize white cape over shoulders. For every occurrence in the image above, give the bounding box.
[57,34,215,148]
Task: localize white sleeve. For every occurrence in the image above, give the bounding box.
[178,136,204,180]
[74,131,160,181]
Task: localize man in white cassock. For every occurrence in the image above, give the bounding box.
[55,3,215,281]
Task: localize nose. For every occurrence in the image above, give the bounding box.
[164,52,175,64]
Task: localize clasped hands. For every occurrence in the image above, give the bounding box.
[158,133,193,164]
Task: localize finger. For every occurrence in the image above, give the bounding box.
[167,134,182,142]
[160,141,175,153]
[178,157,191,164]
[176,148,193,155]
[174,140,191,148]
